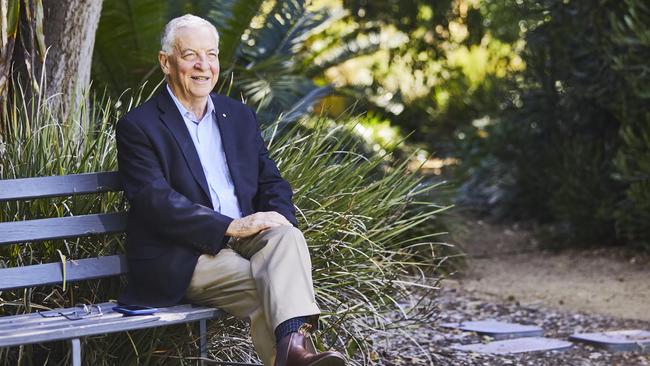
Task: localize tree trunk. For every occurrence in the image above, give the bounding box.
[42,0,103,117]
[0,2,17,102]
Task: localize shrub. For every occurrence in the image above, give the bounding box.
[609,0,650,250]
[459,0,650,249]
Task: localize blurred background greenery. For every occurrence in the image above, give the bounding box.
[1,0,649,364]
[90,0,650,253]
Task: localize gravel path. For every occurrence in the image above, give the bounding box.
[364,215,650,365]
[374,286,650,366]
[450,217,650,321]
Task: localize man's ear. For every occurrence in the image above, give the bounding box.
[159,51,169,74]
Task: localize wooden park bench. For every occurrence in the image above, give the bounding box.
[0,172,225,366]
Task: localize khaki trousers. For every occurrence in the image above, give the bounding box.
[185,226,321,366]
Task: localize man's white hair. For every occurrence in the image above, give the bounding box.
[160,14,220,54]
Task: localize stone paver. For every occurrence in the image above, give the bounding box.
[440,319,543,340]
[451,336,573,354]
[569,330,650,352]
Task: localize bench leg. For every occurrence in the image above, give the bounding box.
[70,338,81,366]
[199,319,208,361]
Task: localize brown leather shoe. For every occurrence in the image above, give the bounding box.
[274,324,347,366]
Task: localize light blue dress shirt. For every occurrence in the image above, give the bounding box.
[167,86,242,219]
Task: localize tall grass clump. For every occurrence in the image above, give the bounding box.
[271,119,448,363]
[0,83,149,365]
[0,83,124,278]
[0,83,448,364]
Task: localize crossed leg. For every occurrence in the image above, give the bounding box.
[185,226,320,366]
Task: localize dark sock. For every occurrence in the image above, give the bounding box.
[275,316,307,341]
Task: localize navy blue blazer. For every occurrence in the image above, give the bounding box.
[115,88,297,307]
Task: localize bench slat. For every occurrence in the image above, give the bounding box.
[0,172,122,202]
[0,255,127,291]
[0,315,161,347]
[0,302,225,347]
[0,212,127,245]
[0,308,126,334]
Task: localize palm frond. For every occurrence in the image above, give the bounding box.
[302,25,383,77]
[92,0,168,94]
[236,72,316,114]
[242,0,332,60]
[202,0,265,66]
[271,85,333,131]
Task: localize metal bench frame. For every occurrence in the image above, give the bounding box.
[0,172,225,365]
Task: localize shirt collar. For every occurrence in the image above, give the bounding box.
[166,84,215,124]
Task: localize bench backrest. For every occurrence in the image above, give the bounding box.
[0,172,128,291]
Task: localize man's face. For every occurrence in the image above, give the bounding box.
[159,25,219,106]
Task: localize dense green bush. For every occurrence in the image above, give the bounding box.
[615,117,650,249]
[459,0,650,249]
[0,86,447,364]
[610,0,650,249]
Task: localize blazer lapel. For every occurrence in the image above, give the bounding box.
[157,89,211,203]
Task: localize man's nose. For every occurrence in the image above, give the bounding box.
[194,54,209,70]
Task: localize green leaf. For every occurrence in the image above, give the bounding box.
[33,0,45,60]
[6,0,20,37]
[56,249,67,291]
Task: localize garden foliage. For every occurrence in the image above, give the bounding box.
[460,0,650,249]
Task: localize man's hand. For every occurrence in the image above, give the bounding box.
[226,211,292,238]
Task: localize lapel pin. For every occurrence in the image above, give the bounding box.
[222,113,227,118]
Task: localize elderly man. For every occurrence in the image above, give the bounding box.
[115,14,346,366]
